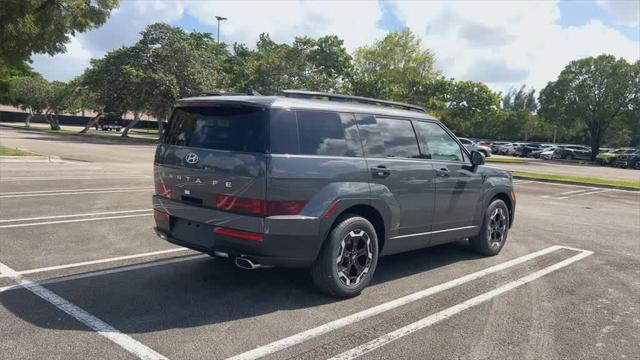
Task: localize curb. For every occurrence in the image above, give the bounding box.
[513,175,640,192]
[0,155,63,163]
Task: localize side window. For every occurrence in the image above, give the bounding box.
[414,121,464,162]
[270,110,362,157]
[375,117,421,158]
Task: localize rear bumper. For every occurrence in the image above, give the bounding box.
[153,195,324,267]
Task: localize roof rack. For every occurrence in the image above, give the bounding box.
[200,89,261,96]
[278,90,425,113]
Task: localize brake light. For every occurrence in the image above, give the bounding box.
[214,226,263,242]
[153,209,170,222]
[215,195,307,216]
[155,182,172,198]
[216,195,264,215]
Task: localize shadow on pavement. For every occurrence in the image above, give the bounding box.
[1,241,481,334]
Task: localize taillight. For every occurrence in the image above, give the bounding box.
[215,195,307,216]
[154,209,170,222]
[214,226,263,242]
[155,182,172,198]
[216,195,264,215]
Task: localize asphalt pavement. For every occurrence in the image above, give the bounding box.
[1,127,639,360]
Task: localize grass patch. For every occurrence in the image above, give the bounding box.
[0,145,38,156]
[0,124,157,143]
[513,171,640,189]
[132,128,159,134]
[485,157,526,164]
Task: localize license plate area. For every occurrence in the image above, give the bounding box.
[171,218,214,249]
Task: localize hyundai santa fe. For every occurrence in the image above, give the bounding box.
[153,90,516,297]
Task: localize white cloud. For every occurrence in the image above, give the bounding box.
[394,0,640,93]
[180,0,386,51]
[597,0,640,27]
[30,0,639,96]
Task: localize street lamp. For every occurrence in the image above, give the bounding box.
[215,16,227,43]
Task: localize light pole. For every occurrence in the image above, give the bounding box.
[215,16,227,43]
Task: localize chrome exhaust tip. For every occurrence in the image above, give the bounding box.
[235,257,261,270]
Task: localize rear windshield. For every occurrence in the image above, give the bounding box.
[163,105,266,153]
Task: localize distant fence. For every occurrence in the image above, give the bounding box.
[0,111,159,130]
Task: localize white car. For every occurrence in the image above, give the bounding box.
[540,148,556,160]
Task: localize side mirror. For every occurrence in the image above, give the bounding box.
[471,150,485,167]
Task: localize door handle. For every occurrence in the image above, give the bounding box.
[371,165,391,178]
[436,167,450,177]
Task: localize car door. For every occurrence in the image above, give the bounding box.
[356,114,436,255]
[413,120,483,245]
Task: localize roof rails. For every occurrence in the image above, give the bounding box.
[278,90,425,113]
[200,89,261,96]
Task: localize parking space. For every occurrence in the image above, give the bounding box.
[1,128,639,359]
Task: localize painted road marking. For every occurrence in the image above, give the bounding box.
[0,187,152,198]
[0,261,167,360]
[0,254,208,293]
[556,188,611,200]
[0,213,152,229]
[329,248,593,360]
[226,245,568,360]
[0,175,151,182]
[0,188,153,198]
[0,209,152,223]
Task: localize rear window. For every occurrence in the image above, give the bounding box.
[164,106,266,153]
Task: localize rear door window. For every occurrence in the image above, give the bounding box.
[164,106,266,153]
[356,115,420,159]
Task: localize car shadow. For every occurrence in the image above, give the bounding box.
[1,241,482,334]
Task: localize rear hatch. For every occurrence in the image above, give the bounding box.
[154,103,268,227]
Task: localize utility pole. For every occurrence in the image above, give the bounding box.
[215,16,227,43]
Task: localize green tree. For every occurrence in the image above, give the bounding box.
[0,60,37,104]
[502,85,537,112]
[0,0,118,67]
[539,55,638,159]
[438,80,501,136]
[13,75,50,127]
[350,28,439,105]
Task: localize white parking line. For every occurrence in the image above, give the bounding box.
[0,187,152,196]
[556,188,611,200]
[0,254,208,292]
[0,261,167,360]
[0,209,152,223]
[329,248,593,360]
[0,175,151,182]
[226,245,568,360]
[0,213,152,229]
[0,188,153,198]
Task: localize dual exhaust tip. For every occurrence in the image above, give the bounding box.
[213,251,265,270]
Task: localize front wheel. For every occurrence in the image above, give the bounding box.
[469,199,510,256]
[311,215,379,298]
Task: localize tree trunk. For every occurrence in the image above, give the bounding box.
[24,112,33,128]
[79,112,103,133]
[121,112,141,138]
[588,122,602,161]
[157,116,164,137]
[46,112,61,130]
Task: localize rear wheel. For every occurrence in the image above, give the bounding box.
[469,199,509,256]
[311,215,379,298]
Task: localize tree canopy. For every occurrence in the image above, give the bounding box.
[0,0,118,67]
[539,55,639,158]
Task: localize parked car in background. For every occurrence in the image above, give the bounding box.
[614,149,640,169]
[491,141,510,154]
[458,137,492,157]
[514,143,543,158]
[505,143,525,156]
[553,145,591,160]
[540,147,557,160]
[530,146,557,159]
[597,148,635,165]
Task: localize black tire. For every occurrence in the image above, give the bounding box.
[469,199,509,256]
[311,215,379,298]
[565,154,573,160]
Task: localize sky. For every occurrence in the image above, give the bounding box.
[31,0,640,94]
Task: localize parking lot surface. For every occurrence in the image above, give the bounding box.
[1,128,639,359]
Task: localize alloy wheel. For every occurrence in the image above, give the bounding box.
[488,208,507,249]
[336,229,373,287]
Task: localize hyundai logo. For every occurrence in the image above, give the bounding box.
[185,152,199,164]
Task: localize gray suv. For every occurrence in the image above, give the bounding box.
[153,90,516,297]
